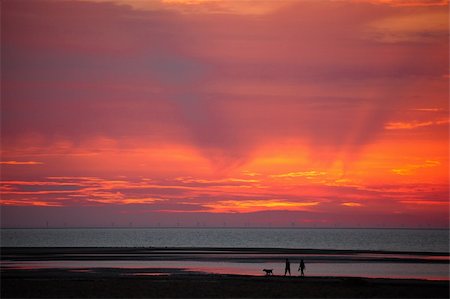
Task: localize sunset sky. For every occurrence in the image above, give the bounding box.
[1,0,449,228]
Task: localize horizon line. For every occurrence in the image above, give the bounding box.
[2,226,448,230]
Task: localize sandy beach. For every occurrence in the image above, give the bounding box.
[2,270,449,298]
[1,247,449,298]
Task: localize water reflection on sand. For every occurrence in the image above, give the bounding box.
[2,256,449,280]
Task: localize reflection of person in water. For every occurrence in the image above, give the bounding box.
[298,259,305,277]
[284,258,291,276]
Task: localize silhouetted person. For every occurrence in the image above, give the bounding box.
[298,259,305,277]
[284,258,291,276]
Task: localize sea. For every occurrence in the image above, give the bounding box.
[1,228,448,252]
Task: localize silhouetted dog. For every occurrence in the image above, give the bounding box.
[263,269,273,276]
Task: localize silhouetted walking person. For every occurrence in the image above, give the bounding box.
[298,259,305,277]
[284,258,291,276]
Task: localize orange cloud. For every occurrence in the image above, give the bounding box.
[2,180,83,186]
[0,161,43,165]
[392,160,441,175]
[364,10,448,43]
[89,197,163,205]
[400,200,448,206]
[341,202,363,207]
[205,200,320,213]
[175,177,259,184]
[412,108,443,112]
[358,0,449,6]
[105,0,292,15]
[385,119,449,130]
[1,199,62,207]
[271,171,327,179]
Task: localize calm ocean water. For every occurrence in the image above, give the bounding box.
[1,228,448,252]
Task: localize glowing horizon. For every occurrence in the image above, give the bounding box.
[1,0,448,228]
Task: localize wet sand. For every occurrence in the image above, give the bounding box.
[2,247,449,298]
[2,270,449,298]
[3,246,448,262]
